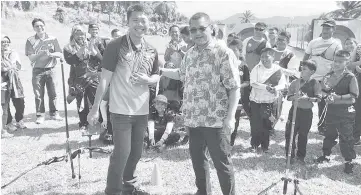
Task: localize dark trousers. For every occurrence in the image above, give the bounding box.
[285,107,313,159]
[76,85,97,127]
[7,97,25,124]
[323,119,356,161]
[354,74,361,142]
[32,68,57,117]
[189,127,235,195]
[317,98,326,132]
[250,101,272,150]
[145,129,181,146]
[105,114,148,195]
[233,99,250,135]
[2,90,10,128]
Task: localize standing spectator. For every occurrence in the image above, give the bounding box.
[1,36,26,131]
[228,38,251,146]
[88,23,110,50]
[227,32,239,46]
[161,12,240,195]
[63,25,104,135]
[285,60,321,164]
[242,22,271,71]
[180,26,195,51]
[87,4,160,195]
[343,38,361,145]
[25,18,63,124]
[111,29,122,40]
[160,25,186,102]
[302,19,342,135]
[316,50,359,174]
[268,27,279,48]
[249,48,286,153]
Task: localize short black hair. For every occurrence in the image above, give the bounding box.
[189,12,211,25]
[2,36,11,43]
[335,50,351,58]
[278,31,291,42]
[301,60,317,71]
[180,26,190,36]
[169,25,180,33]
[260,47,275,55]
[255,22,267,29]
[345,37,358,45]
[228,38,243,47]
[32,18,45,27]
[127,4,145,22]
[269,27,279,32]
[111,29,120,36]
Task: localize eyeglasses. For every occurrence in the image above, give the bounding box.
[190,25,211,34]
[1,41,10,44]
[255,27,265,32]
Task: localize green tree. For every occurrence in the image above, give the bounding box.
[239,10,255,23]
[327,1,361,19]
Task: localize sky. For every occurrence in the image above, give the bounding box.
[176,0,340,20]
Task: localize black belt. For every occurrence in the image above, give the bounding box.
[34,67,54,70]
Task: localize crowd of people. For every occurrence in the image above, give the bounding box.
[1,4,361,195]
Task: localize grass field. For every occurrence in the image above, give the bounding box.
[1,7,361,195]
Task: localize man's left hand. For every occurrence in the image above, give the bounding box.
[223,116,235,132]
[131,73,151,85]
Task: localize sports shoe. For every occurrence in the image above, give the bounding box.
[16,120,27,129]
[180,135,189,145]
[50,113,63,121]
[315,155,330,163]
[1,130,14,138]
[80,126,90,136]
[35,116,45,124]
[344,162,354,174]
[5,123,17,132]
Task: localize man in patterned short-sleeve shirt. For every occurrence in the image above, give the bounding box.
[161,12,240,195]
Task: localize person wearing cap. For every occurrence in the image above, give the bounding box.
[242,22,271,71]
[87,5,161,195]
[145,94,181,151]
[88,23,109,54]
[302,19,343,135]
[316,50,359,174]
[63,24,103,135]
[160,12,240,195]
[249,47,287,153]
[25,18,63,124]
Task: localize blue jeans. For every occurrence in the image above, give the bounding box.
[32,68,58,117]
[105,114,148,195]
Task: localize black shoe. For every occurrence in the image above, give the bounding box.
[180,135,189,145]
[230,132,237,146]
[354,140,361,146]
[315,155,330,163]
[344,162,354,174]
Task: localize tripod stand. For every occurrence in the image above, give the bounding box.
[258,80,305,195]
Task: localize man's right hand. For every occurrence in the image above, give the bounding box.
[87,108,99,126]
[149,138,156,146]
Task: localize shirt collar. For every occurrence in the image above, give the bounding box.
[35,33,49,40]
[194,39,216,52]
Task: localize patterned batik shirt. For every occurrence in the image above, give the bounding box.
[179,41,241,128]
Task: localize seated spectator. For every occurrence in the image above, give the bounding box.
[145,95,181,152]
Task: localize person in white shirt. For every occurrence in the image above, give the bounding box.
[302,19,342,135]
[249,48,287,153]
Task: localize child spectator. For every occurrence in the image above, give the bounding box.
[285,60,321,164]
[145,95,181,152]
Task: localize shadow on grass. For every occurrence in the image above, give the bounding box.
[20,110,80,123]
[11,123,79,138]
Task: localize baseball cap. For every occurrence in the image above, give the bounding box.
[321,19,336,27]
[153,95,168,104]
[88,23,99,29]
